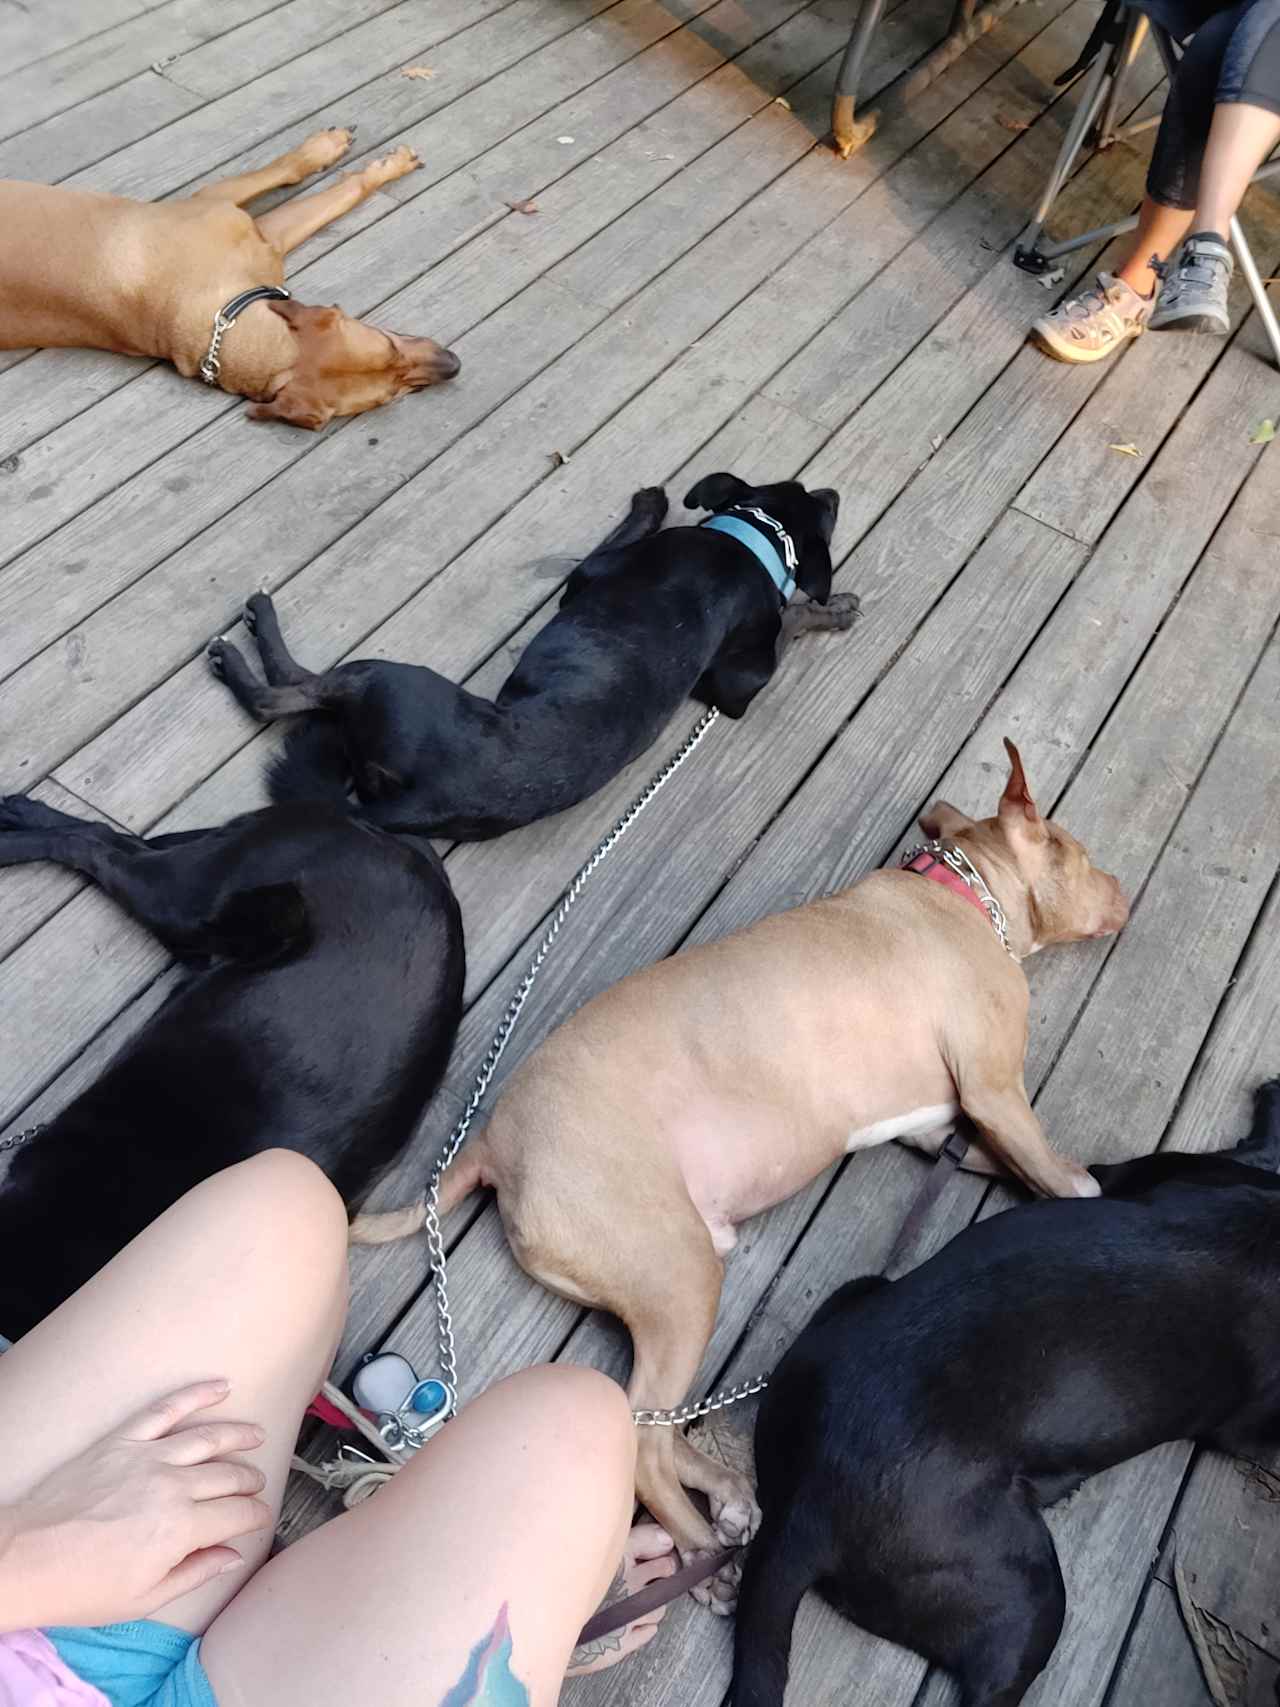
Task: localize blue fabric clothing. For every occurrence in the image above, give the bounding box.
[44,1624,217,1707]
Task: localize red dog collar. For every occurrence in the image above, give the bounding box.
[903,849,995,926]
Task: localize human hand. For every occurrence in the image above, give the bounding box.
[0,1379,270,1631]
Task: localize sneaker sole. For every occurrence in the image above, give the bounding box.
[1149,307,1230,335]
[1028,322,1143,365]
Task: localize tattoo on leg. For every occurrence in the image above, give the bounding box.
[439,1605,530,1706]
[568,1562,628,1671]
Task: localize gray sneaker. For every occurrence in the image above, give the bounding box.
[1029,273,1154,364]
[1149,233,1233,334]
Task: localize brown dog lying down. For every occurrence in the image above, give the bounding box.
[355,742,1128,1605]
[0,129,458,429]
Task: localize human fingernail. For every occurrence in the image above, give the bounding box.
[218,1557,245,1575]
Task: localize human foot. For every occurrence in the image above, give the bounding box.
[1029,273,1153,364]
[567,1523,678,1675]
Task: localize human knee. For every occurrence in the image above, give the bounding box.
[496,1364,636,1477]
[217,1150,349,1290]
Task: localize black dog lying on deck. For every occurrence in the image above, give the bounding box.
[206,474,857,841]
[0,796,463,1338]
[732,1079,1280,1707]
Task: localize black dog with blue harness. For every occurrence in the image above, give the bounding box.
[208,473,859,842]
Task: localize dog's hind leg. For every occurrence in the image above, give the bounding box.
[0,798,303,964]
[208,636,328,721]
[898,1497,1065,1707]
[243,592,316,686]
[730,1514,821,1707]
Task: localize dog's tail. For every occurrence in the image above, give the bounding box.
[729,1518,816,1707]
[267,719,352,809]
[1229,1076,1280,1174]
[348,1142,488,1246]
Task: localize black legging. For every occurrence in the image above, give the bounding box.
[1148,0,1280,208]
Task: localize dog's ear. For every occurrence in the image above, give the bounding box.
[359,760,409,801]
[684,472,751,513]
[918,801,974,841]
[998,738,1046,840]
[247,378,335,432]
[246,300,342,431]
[199,882,312,967]
[796,533,833,604]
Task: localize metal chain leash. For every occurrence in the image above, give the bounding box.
[418,704,767,1428]
[0,1125,40,1156]
[633,1373,770,1427]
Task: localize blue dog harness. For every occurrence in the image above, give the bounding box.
[701,506,799,602]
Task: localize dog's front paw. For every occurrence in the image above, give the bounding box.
[206,637,233,680]
[712,1484,761,1549]
[631,485,669,523]
[825,590,862,629]
[690,1549,744,1616]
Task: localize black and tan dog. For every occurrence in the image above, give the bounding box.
[206,475,857,840]
[732,1079,1280,1707]
[0,795,463,1337]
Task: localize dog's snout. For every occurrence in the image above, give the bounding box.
[814,486,840,516]
[399,336,461,385]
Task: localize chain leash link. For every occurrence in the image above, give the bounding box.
[0,1125,40,1156]
[418,706,767,1427]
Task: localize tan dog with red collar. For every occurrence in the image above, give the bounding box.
[357,740,1128,1604]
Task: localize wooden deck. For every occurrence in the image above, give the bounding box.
[3,0,1280,1699]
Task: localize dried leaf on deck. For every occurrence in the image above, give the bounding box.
[549,449,570,467]
[1248,418,1276,444]
[1035,268,1065,289]
[1174,1553,1251,1707]
[996,113,1030,132]
[773,96,792,109]
[1108,442,1142,457]
[505,199,539,215]
[400,64,436,78]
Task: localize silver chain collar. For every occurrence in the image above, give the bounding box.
[199,285,291,387]
[900,838,1014,957]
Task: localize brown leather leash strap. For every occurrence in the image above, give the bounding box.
[573,1135,969,1647]
[881,1131,970,1278]
[577,1547,739,1645]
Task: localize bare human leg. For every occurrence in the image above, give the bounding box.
[1193,99,1280,235]
[0,1151,348,1634]
[1114,196,1197,297]
[203,1367,662,1707]
[0,1154,674,1702]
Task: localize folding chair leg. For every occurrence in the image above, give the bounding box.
[1092,12,1148,147]
[831,0,887,158]
[1014,46,1116,267]
[1230,215,1280,368]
